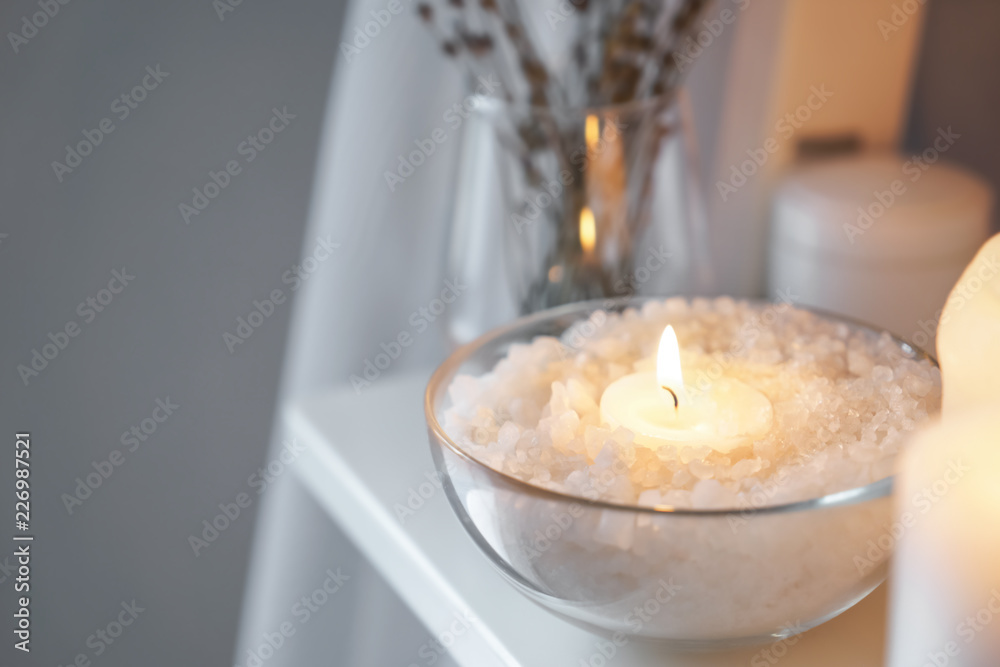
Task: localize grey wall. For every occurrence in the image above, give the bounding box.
[0,0,346,664]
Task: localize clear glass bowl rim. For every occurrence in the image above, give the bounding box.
[424,296,938,517]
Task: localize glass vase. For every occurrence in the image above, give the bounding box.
[445,92,713,345]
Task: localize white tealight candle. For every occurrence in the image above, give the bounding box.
[599,326,773,453]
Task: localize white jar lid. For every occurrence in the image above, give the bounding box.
[773,153,993,263]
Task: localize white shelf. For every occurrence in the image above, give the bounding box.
[284,370,887,667]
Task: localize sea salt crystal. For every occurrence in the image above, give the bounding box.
[661,489,691,506]
[730,457,763,480]
[872,365,894,383]
[903,374,933,397]
[637,489,662,507]
[689,459,715,480]
[497,421,520,450]
[594,443,617,469]
[680,444,712,465]
[691,479,736,509]
[442,298,940,510]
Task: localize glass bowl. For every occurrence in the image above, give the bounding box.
[424,298,937,649]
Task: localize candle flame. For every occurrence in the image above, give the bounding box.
[585,114,600,152]
[579,206,596,255]
[657,325,685,405]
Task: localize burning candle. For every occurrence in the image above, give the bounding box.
[936,232,1000,414]
[888,234,1000,666]
[887,405,1000,667]
[599,325,774,453]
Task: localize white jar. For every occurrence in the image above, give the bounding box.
[768,153,993,350]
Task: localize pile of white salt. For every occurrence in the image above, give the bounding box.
[443,297,941,510]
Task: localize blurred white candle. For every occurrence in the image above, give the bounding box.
[887,406,1000,667]
[937,232,1000,414]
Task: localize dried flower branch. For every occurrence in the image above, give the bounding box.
[417,0,712,311]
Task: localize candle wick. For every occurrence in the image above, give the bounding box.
[662,385,679,410]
